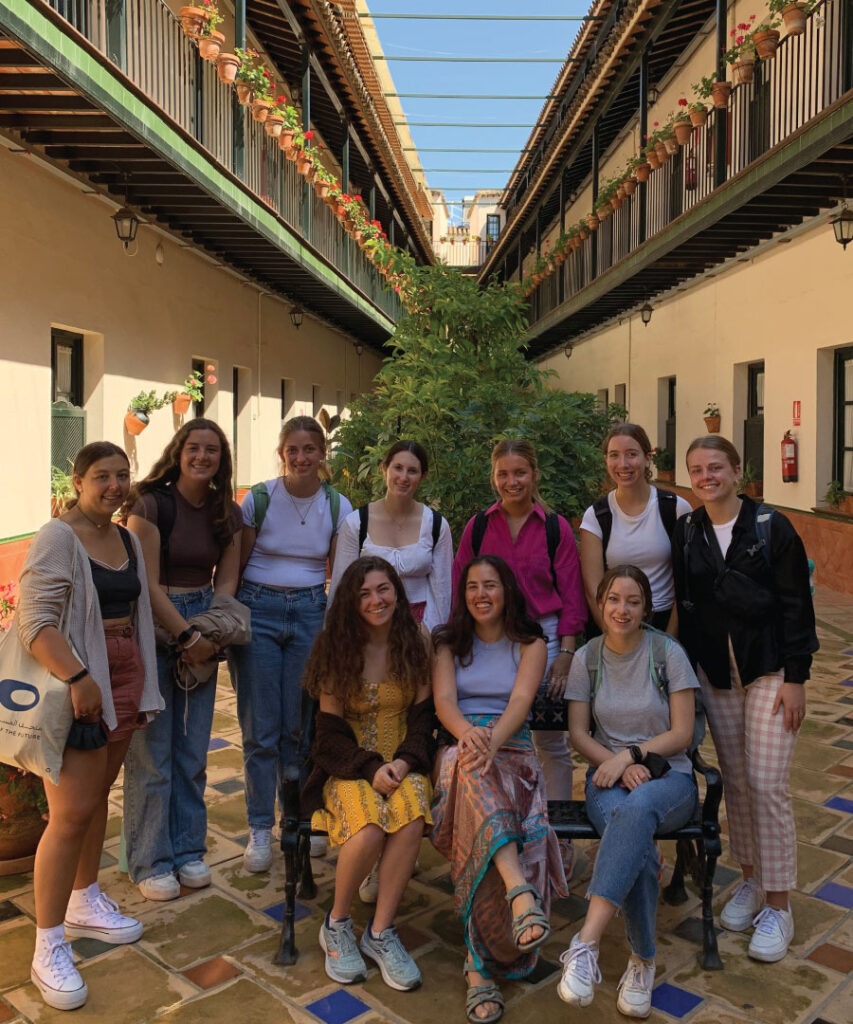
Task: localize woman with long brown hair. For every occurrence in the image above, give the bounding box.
[124,419,242,901]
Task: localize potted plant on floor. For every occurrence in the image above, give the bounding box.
[0,765,48,875]
[823,480,853,515]
[125,390,167,435]
[50,464,75,517]
[652,447,676,483]
[703,403,721,432]
[738,461,763,499]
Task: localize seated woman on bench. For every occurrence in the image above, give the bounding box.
[301,556,434,993]
[431,555,566,1024]
[557,565,698,1019]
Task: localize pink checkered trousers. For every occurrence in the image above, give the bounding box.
[697,648,799,892]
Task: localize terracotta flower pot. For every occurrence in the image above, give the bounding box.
[674,120,693,145]
[172,393,192,415]
[578,228,589,241]
[743,481,763,499]
[634,162,651,181]
[616,184,627,200]
[610,196,622,212]
[124,411,148,436]
[733,59,755,86]
[656,469,675,483]
[296,152,312,176]
[264,115,284,138]
[235,82,253,106]
[663,134,679,155]
[285,144,298,162]
[278,129,295,152]
[710,80,732,108]
[216,52,240,85]
[645,149,661,170]
[199,30,225,63]
[782,2,807,36]
[251,99,271,123]
[623,178,637,195]
[313,181,330,200]
[0,774,47,875]
[689,105,708,127]
[753,29,781,60]
[655,141,669,163]
[704,415,721,433]
[179,6,209,40]
[586,214,600,231]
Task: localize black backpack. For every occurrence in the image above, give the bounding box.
[358,504,443,553]
[593,488,678,568]
[470,508,561,589]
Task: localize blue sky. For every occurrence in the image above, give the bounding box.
[366,0,590,220]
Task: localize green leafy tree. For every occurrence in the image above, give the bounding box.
[331,264,619,538]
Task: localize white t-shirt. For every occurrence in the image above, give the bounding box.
[712,517,738,558]
[580,489,692,611]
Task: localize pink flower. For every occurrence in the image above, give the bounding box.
[206,363,216,372]
[206,374,217,386]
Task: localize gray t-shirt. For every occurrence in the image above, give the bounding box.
[565,633,699,775]
[455,635,522,717]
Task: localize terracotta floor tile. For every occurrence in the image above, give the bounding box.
[806,942,853,974]
[182,956,243,990]
[0,1001,16,1023]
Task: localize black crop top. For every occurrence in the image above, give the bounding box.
[89,527,141,619]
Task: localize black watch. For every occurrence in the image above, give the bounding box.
[176,626,198,646]
[629,745,644,764]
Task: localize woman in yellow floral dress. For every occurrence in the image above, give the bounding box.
[302,556,434,992]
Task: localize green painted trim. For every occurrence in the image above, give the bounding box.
[2,0,395,334]
[526,93,853,342]
[0,532,37,546]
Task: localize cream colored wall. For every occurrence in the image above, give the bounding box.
[0,146,382,540]
[540,226,850,511]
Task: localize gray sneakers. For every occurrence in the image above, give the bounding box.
[360,922,421,991]
[320,916,367,984]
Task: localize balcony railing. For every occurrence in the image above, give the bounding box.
[433,237,496,268]
[528,0,846,326]
[45,0,400,322]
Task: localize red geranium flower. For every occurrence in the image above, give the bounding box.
[304,130,314,141]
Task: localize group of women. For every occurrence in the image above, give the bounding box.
[15,415,816,1020]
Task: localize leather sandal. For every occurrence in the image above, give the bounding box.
[505,882,551,952]
[464,963,504,1024]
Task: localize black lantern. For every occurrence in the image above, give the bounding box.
[289,304,304,330]
[112,206,139,250]
[563,343,573,360]
[640,302,653,326]
[830,204,853,251]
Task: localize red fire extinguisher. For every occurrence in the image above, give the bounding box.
[781,430,798,483]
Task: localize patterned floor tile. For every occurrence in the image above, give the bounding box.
[181,955,243,990]
[814,882,853,910]
[305,989,371,1024]
[806,943,853,974]
[650,982,703,1017]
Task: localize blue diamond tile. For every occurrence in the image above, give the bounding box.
[814,882,853,909]
[841,678,853,687]
[650,983,703,1018]
[306,989,370,1024]
[843,649,853,656]
[824,796,853,814]
[263,900,312,923]
[211,778,244,794]
[208,737,231,751]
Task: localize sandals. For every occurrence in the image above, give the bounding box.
[464,963,504,1024]
[505,883,551,952]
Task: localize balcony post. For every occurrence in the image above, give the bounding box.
[341,119,350,192]
[232,0,246,178]
[592,119,599,278]
[714,0,727,188]
[104,0,126,71]
[301,45,312,241]
[638,48,649,245]
[558,173,565,304]
[844,0,853,93]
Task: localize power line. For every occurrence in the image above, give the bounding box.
[404,148,535,153]
[354,13,599,21]
[417,168,514,173]
[386,93,557,100]
[395,121,545,128]
[374,56,569,63]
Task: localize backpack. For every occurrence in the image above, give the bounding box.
[357,504,443,553]
[682,503,775,572]
[470,508,561,589]
[593,488,678,568]
[249,479,341,535]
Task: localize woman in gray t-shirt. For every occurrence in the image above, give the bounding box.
[557,565,698,1019]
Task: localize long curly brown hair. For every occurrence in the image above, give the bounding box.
[122,419,235,546]
[432,555,543,666]
[303,556,430,707]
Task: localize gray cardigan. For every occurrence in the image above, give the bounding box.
[16,519,163,730]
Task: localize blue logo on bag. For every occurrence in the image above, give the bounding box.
[0,678,41,712]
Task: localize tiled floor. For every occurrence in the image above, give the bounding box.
[1,586,852,1023]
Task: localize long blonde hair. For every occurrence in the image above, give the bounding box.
[490,438,550,511]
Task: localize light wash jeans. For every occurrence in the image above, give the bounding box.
[228,581,327,829]
[531,613,574,801]
[124,586,217,883]
[585,767,697,960]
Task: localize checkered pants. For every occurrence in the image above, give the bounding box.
[697,649,798,892]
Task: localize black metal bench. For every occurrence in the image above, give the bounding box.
[275,749,723,970]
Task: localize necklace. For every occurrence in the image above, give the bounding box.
[383,498,411,530]
[76,505,113,530]
[284,480,321,525]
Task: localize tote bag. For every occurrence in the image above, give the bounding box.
[0,574,76,786]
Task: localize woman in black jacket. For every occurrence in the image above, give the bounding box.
[672,435,818,965]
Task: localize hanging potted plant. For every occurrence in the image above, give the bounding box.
[197,2,225,62]
[234,47,262,106]
[264,94,287,138]
[296,131,315,176]
[691,76,714,123]
[178,6,210,40]
[0,766,48,876]
[125,390,167,436]
[771,0,814,37]
[216,51,240,85]
[170,370,205,415]
[752,17,782,59]
[703,402,721,433]
[674,101,694,145]
[725,17,758,86]
[651,447,676,483]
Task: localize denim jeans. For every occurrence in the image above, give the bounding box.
[585,767,697,960]
[531,613,574,801]
[124,587,217,883]
[228,582,327,829]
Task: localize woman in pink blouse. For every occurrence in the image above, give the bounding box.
[453,440,586,874]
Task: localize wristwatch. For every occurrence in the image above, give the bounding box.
[629,745,644,764]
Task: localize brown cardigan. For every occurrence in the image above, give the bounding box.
[300,697,437,817]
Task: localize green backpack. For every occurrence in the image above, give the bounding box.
[249,479,341,534]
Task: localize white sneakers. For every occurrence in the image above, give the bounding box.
[720,878,764,931]
[64,890,143,944]
[32,938,88,1011]
[748,906,795,962]
[138,872,181,901]
[617,955,656,1018]
[178,859,211,888]
[557,935,601,1007]
[244,827,273,873]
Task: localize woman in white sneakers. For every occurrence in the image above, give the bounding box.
[672,435,818,963]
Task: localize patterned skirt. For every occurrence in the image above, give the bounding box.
[312,772,433,848]
[430,720,566,979]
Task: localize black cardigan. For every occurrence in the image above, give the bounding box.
[671,497,818,688]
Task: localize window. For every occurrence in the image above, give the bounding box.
[281,379,292,423]
[51,329,83,406]
[485,214,500,243]
[744,361,765,480]
[664,376,677,456]
[834,346,853,490]
[614,383,627,411]
[596,388,609,411]
[192,358,205,417]
[312,385,321,418]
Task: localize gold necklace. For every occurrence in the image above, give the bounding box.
[284,480,321,525]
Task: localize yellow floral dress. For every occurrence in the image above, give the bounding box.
[312,679,433,847]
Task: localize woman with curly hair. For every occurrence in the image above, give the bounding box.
[123,419,242,901]
[301,556,434,993]
[432,555,566,1024]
